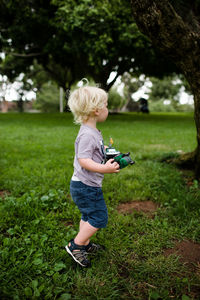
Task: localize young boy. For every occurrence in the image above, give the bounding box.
[66,85,119,267]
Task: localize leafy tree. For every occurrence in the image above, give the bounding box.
[53,0,178,90]
[131,0,200,179]
[108,88,125,111]
[149,98,194,113]
[26,61,51,93]
[0,75,10,102]
[0,73,34,112]
[33,81,60,113]
[0,0,178,101]
[13,76,33,112]
[0,0,85,92]
[149,76,182,109]
[121,72,145,111]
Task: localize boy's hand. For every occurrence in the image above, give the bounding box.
[104,159,120,173]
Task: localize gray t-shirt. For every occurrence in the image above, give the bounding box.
[72,124,105,187]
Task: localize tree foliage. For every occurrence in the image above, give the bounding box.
[149,76,182,105]
[52,0,177,89]
[107,88,125,111]
[121,72,145,111]
[33,81,60,113]
[0,0,178,94]
[0,0,78,89]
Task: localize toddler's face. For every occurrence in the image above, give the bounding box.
[96,100,108,122]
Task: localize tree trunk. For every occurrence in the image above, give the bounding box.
[131,0,200,179]
[17,98,24,113]
[63,85,71,113]
[193,93,200,178]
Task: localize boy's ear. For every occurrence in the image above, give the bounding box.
[94,109,99,116]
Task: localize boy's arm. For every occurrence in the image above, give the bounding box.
[79,158,119,174]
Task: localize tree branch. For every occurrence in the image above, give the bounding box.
[5,52,43,57]
[107,72,119,91]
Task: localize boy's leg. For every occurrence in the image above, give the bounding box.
[66,222,98,267]
[74,221,98,246]
[79,219,86,231]
[75,220,105,252]
[78,219,90,246]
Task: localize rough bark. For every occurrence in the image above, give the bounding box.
[131,0,200,179]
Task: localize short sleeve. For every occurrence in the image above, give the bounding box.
[77,133,96,159]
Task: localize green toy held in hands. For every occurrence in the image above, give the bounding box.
[103,138,135,169]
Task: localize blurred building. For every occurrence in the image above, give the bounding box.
[0,99,39,112]
[0,100,17,112]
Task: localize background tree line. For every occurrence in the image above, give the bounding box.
[0,0,179,111]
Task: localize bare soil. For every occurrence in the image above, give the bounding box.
[63,221,74,227]
[0,190,11,199]
[117,200,159,218]
[164,240,200,272]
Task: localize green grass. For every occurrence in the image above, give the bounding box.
[0,112,200,300]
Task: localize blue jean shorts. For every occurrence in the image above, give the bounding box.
[70,180,108,228]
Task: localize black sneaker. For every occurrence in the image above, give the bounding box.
[65,239,91,268]
[85,242,105,254]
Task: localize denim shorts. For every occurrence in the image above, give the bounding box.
[70,180,108,228]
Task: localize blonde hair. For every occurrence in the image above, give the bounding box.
[68,86,108,124]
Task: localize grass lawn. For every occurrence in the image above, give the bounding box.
[0,112,200,300]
